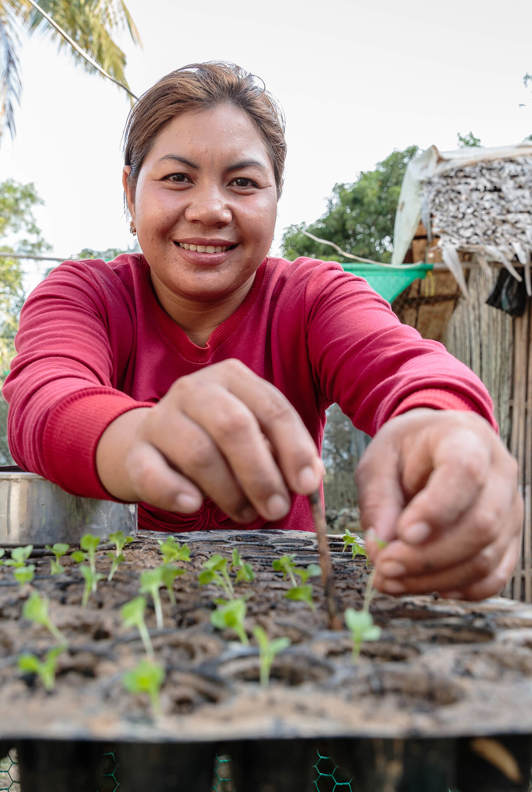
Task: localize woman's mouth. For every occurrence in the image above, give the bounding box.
[174,241,238,254]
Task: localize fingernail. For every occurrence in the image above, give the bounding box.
[403,522,431,544]
[267,494,290,520]
[298,466,320,492]
[175,493,201,512]
[382,579,406,594]
[379,561,406,578]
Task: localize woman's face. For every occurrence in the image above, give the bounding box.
[123,102,278,317]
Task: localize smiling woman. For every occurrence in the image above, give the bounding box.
[2,62,523,602]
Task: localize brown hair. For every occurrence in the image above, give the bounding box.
[123,61,286,198]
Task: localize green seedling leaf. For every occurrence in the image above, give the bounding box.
[272,554,298,586]
[18,646,65,691]
[344,607,381,662]
[107,551,125,581]
[45,543,70,575]
[140,568,165,630]
[252,625,290,687]
[123,658,164,718]
[210,598,248,645]
[108,531,134,556]
[160,564,185,606]
[284,584,315,610]
[200,555,233,598]
[80,565,104,607]
[80,533,100,574]
[23,591,67,645]
[375,537,389,551]
[71,550,86,564]
[4,545,33,568]
[121,596,154,658]
[232,549,255,583]
[157,536,190,564]
[295,563,321,583]
[13,564,35,585]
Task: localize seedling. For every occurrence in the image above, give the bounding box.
[231,548,255,583]
[160,564,185,606]
[123,658,164,718]
[4,545,33,568]
[252,626,290,687]
[71,550,86,563]
[272,555,321,609]
[18,646,66,691]
[45,543,70,575]
[342,529,367,560]
[210,598,248,645]
[344,607,381,662]
[140,568,165,629]
[107,531,134,581]
[23,591,67,645]
[13,565,35,585]
[80,565,104,607]
[199,554,234,599]
[80,533,100,575]
[157,536,190,564]
[121,596,154,659]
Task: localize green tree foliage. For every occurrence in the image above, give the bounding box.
[0,178,50,462]
[281,145,418,264]
[0,0,140,139]
[457,131,481,148]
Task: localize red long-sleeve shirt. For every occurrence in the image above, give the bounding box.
[3,254,496,532]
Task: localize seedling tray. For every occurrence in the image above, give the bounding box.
[1,529,532,791]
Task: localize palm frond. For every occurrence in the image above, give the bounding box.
[0,6,22,140]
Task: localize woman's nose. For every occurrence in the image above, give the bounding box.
[184,187,232,226]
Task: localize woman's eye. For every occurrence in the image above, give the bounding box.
[230,177,257,189]
[165,173,191,184]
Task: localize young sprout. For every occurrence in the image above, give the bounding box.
[18,646,66,692]
[231,548,255,583]
[199,554,234,599]
[252,626,290,687]
[140,568,165,630]
[160,564,185,606]
[71,549,86,564]
[13,565,35,585]
[342,529,367,560]
[45,543,70,575]
[121,596,154,659]
[106,531,133,581]
[80,565,104,607]
[123,658,164,718]
[80,533,100,575]
[4,545,33,568]
[272,556,321,609]
[344,608,381,662]
[157,536,190,564]
[23,591,67,645]
[210,598,248,645]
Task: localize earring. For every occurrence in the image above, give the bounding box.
[129,220,136,236]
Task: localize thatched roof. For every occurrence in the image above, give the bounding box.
[392,144,532,295]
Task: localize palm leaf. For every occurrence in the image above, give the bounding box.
[0,5,22,139]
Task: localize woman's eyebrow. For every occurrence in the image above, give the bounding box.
[226,159,267,172]
[158,154,198,168]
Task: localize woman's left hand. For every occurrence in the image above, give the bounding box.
[356,409,523,601]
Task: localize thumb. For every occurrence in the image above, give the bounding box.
[355,440,404,545]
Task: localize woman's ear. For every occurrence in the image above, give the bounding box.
[122,166,135,221]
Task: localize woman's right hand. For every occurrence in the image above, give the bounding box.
[96,359,324,522]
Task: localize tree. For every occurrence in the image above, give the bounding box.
[281,145,418,264]
[1,0,140,140]
[0,178,50,462]
[457,131,481,148]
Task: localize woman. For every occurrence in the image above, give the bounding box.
[3,62,522,601]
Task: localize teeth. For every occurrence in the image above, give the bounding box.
[178,242,230,253]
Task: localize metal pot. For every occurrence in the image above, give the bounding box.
[0,466,137,546]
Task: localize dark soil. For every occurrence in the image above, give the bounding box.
[1,529,532,746]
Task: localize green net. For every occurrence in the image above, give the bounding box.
[342,262,432,303]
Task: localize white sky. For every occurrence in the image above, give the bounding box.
[1,0,531,289]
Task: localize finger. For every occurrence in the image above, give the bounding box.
[202,360,324,492]
[147,403,261,522]
[126,441,204,513]
[442,538,521,601]
[355,440,405,547]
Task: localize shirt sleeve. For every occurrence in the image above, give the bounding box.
[2,260,153,499]
[302,261,497,434]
